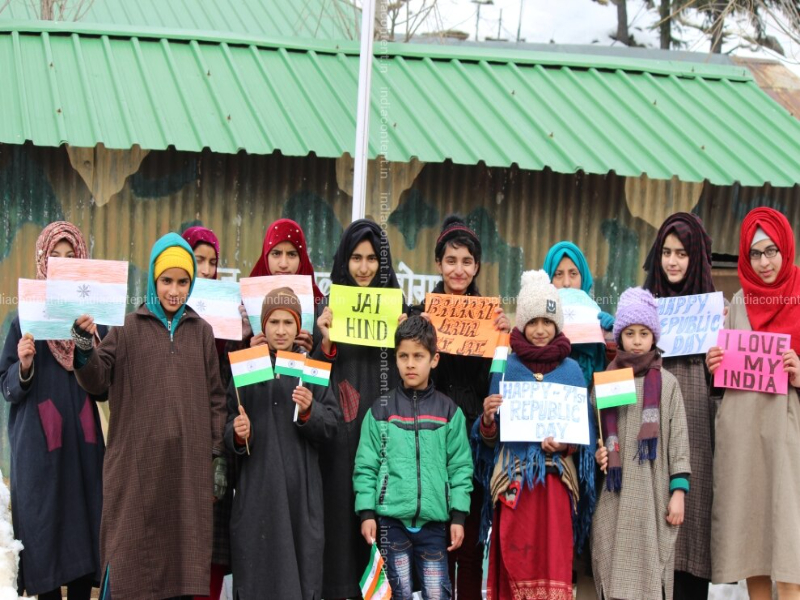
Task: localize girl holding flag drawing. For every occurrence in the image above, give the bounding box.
[226,287,338,600]
[0,222,104,600]
[71,233,227,600]
[473,269,594,600]
[706,207,800,599]
[642,213,717,600]
[248,219,325,353]
[592,287,690,600]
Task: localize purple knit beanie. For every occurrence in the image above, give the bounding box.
[612,287,661,343]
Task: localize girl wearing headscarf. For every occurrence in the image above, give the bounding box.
[407,215,510,599]
[72,233,227,600]
[181,226,232,600]
[707,208,800,600]
[318,219,404,599]
[543,241,612,387]
[249,219,324,353]
[0,222,104,600]
[643,213,716,599]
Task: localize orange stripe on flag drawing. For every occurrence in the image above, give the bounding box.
[47,257,128,283]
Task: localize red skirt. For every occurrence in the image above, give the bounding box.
[487,473,574,600]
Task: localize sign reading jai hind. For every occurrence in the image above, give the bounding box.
[425,293,501,358]
[328,284,404,348]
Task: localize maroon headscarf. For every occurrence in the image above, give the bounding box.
[35,221,90,371]
[738,207,800,355]
[250,219,324,303]
[643,212,714,298]
[182,226,220,279]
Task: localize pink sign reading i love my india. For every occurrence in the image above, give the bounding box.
[713,329,791,395]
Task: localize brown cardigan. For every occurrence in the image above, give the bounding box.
[75,304,226,600]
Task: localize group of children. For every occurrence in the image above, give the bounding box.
[1,206,799,600]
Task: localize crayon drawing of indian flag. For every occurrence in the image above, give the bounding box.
[18,279,72,340]
[45,257,129,326]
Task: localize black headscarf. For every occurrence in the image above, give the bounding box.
[433,215,482,296]
[330,219,400,289]
[643,212,715,298]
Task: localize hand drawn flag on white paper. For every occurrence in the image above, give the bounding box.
[187,278,243,340]
[559,288,604,345]
[18,279,72,340]
[45,257,128,326]
[240,275,315,334]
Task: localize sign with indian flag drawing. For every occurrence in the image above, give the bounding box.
[360,543,391,600]
[18,279,72,340]
[499,380,589,445]
[559,288,604,345]
[229,345,274,388]
[425,293,501,358]
[45,257,128,326]
[593,368,637,409]
[240,275,315,334]
[187,278,243,340]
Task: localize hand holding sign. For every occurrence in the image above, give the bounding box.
[17,333,35,377]
[482,393,503,426]
[783,349,800,387]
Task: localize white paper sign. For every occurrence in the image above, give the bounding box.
[499,380,589,445]
[658,291,724,357]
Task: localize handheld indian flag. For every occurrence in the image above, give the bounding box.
[275,351,306,378]
[229,345,274,388]
[360,543,391,600]
[302,359,332,387]
[45,257,128,326]
[593,368,637,409]
[490,332,510,374]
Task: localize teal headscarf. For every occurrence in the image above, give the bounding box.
[543,241,593,294]
[543,241,606,386]
[146,233,197,333]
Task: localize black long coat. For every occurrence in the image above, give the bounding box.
[225,350,339,600]
[0,317,104,596]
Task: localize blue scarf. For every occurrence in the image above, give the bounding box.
[145,233,197,333]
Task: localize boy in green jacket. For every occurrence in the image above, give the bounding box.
[353,316,473,599]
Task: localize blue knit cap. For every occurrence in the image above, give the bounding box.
[543,241,593,294]
[612,287,661,343]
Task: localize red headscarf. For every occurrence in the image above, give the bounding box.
[250,219,324,303]
[35,221,90,371]
[738,207,800,354]
[181,226,220,279]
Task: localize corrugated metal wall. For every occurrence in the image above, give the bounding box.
[1,141,798,474]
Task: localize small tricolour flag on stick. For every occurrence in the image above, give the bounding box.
[490,332,510,374]
[360,543,391,600]
[229,345,274,388]
[593,368,637,409]
[275,351,306,378]
[302,359,332,387]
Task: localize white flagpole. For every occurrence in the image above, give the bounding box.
[351,0,377,222]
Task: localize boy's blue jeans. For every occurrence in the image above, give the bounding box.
[379,517,452,599]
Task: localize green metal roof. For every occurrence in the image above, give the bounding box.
[1,21,800,187]
[0,0,360,40]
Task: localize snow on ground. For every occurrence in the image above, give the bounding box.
[0,473,22,600]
